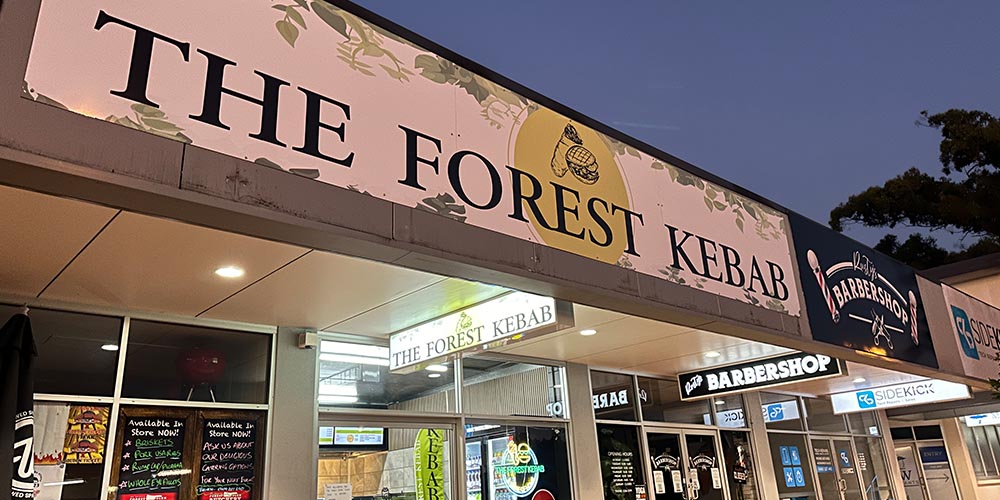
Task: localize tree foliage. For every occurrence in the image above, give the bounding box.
[830,109,1000,269]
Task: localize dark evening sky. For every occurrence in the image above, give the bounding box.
[353,1,1000,248]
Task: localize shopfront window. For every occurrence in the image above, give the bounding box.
[465,424,571,500]
[760,392,803,431]
[854,436,892,499]
[767,433,815,499]
[33,402,111,500]
[961,420,1000,480]
[720,431,756,500]
[596,424,645,500]
[318,340,456,411]
[122,320,271,404]
[317,424,453,500]
[713,394,747,429]
[591,371,637,421]
[1,304,122,396]
[847,411,880,436]
[638,377,711,425]
[803,397,847,433]
[462,356,563,417]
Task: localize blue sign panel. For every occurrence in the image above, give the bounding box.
[783,467,796,488]
[790,446,801,466]
[780,446,791,465]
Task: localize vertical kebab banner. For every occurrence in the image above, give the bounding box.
[789,214,937,368]
[1,312,38,499]
[414,429,446,500]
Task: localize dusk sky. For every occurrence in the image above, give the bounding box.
[354,1,1000,248]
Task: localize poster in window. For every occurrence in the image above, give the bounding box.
[63,405,110,464]
[197,419,258,500]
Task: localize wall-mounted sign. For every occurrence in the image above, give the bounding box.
[496,441,545,497]
[790,215,937,367]
[389,292,570,371]
[829,379,970,414]
[23,0,800,317]
[677,352,842,401]
[711,400,800,428]
[942,285,1000,381]
[964,413,1000,427]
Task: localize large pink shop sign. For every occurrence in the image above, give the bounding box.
[23,0,800,315]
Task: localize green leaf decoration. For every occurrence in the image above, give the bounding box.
[276,19,299,47]
[650,161,666,170]
[416,193,468,222]
[254,157,284,170]
[293,0,310,10]
[705,186,717,199]
[272,4,288,12]
[285,7,307,28]
[712,200,727,211]
[735,217,744,232]
[290,168,320,179]
[140,117,183,132]
[131,103,165,118]
[703,197,714,211]
[311,1,348,39]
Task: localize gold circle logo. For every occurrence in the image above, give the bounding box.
[512,108,632,263]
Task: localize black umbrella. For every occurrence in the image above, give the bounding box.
[0,309,37,499]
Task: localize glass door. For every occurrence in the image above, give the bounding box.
[810,437,864,500]
[647,432,688,500]
[894,443,928,500]
[646,430,727,500]
[832,438,864,500]
[683,432,726,500]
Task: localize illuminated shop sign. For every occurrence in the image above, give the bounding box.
[496,441,545,497]
[677,352,842,401]
[830,379,970,414]
[942,285,1000,381]
[789,214,937,368]
[712,400,800,428]
[389,292,571,371]
[964,413,1000,427]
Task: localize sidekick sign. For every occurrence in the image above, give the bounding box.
[389,292,570,372]
[678,352,842,401]
[942,285,1000,381]
[830,379,970,414]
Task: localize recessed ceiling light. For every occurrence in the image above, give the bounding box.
[580,329,597,336]
[704,351,721,358]
[214,266,245,278]
[101,344,119,352]
[425,364,449,372]
[715,400,726,405]
[853,377,866,384]
[428,373,442,379]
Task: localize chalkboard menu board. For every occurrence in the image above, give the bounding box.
[197,419,258,500]
[117,416,187,500]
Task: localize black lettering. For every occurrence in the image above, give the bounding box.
[747,257,770,296]
[507,166,554,229]
[767,261,789,300]
[293,87,355,167]
[666,224,698,272]
[551,183,585,239]
[697,235,723,282]
[94,11,191,107]
[612,204,643,256]
[586,198,614,247]
[721,244,745,287]
[448,151,502,209]
[189,49,289,146]
[397,125,442,190]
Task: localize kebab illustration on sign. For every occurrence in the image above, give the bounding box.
[551,123,600,184]
[805,249,920,350]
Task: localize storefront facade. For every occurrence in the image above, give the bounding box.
[0,1,996,500]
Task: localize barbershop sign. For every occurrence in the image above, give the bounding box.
[389,292,570,371]
[677,352,842,401]
[830,379,970,414]
[23,0,800,316]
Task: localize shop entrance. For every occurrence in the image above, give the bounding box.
[893,441,959,500]
[646,429,726,500]
[810,436,864,500]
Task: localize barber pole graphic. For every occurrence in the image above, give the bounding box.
[807,250,840,323]
[908,290,919,345]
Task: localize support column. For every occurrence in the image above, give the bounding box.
[743,391,780,499]
[565,362,603,500]
[265,327,319,499]
[940,416,981,499]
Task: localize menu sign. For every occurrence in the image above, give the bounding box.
[198,419,257,500]
[117,417,187,500]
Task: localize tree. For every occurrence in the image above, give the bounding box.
[829,109,1000,269]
